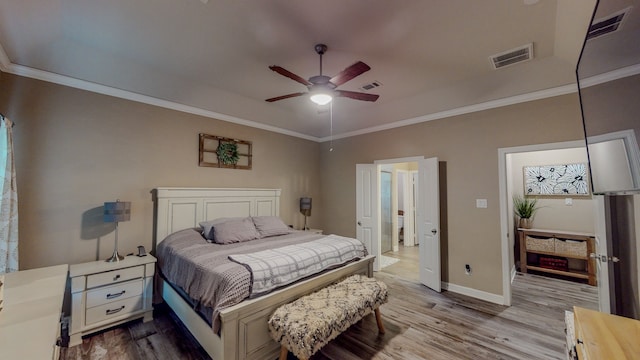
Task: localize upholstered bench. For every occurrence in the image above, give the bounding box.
[268,274,388,360]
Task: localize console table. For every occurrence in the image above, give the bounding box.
[518,228,596,285]
[0,264,68,359]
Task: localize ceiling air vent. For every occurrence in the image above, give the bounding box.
[360,80,382,92]
[489,43,533,70]
[587,7,631,40]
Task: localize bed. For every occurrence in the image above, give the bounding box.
[153,187,375,360]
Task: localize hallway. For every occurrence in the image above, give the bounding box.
[380,245,419,281]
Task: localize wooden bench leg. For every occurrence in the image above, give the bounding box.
[279,345,289,360]
[374,308,385,334]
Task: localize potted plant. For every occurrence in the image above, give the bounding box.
[513,195,538,229]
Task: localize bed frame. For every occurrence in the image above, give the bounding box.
[153,187,375,360]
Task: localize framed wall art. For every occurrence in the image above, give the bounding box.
[523,163,590,196]
[199,133,252,170]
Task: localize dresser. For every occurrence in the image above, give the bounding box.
[567,306,640,359]
[0,264,68,360]
[69,255,156,346]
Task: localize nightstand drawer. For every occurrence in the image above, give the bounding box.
[86,279,143,308]
[86,265,144,288]
[85,295,143,326]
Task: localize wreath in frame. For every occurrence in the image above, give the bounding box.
[216,141,240,165]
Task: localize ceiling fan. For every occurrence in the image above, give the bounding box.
[266,44,379,105]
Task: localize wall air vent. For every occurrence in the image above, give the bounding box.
[587,7,631,40]
[489,43,533,70]
[360,80,382,92]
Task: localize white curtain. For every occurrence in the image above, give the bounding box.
[0,115,18,273]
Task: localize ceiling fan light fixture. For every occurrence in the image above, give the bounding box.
[309,92,332,105]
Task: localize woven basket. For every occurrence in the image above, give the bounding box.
[554,239,587,257]
[525,236,554,252]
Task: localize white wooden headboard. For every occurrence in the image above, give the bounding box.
[154,187,281,243]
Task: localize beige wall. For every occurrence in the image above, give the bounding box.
[0,69,590,298]
[509,148,594,233]
[319,94,586,296]
[0,73,322,269]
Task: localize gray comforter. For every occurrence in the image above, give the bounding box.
[156,229,363,333]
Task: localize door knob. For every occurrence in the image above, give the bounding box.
[590,253,621,263]
[431,229,437,235]
[357,221,362,226]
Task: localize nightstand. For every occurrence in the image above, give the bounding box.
[306,228,323,235]
[69,255,156,346]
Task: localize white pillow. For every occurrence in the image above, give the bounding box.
[252,216,292,238]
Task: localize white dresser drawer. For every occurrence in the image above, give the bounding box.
[86,265,144,288]
[85,295,143,326]
[69,255,156,347]
[86,279,143,308]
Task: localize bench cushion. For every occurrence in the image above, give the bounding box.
[268,275,388,359]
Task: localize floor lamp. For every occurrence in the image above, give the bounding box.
[300,197,312,230]
[104,200,131,262]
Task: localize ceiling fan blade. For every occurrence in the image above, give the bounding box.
[269,66,312,86]
[265,92,307,102]
[329,61,371,87]
[335,90,379,102]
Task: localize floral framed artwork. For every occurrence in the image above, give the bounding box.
[523,163,590,196]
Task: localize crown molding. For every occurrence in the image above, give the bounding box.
[319,83,578,141]
[578,63,640,88]
[1,53,637,143]
[1,60,319,142]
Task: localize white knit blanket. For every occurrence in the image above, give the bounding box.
[229,235,367,297]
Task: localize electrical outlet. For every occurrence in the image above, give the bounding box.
[465,264,472,275]
[565,198,573,206]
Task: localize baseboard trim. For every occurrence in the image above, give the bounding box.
[441,282,505,305]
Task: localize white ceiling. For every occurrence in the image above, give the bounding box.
[0,0,613,140]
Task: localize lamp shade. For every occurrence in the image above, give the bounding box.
[300,197,312,217]
[104,201,131,223]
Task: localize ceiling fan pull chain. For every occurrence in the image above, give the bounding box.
[329,101,333,152]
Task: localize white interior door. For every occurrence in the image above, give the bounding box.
[356,164,380,271]
[406,171,417,246]
[594,195,611,313]
[418,157,441,292]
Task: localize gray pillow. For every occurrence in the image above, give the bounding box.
[252,216,292,238]
[200,217,261,244]
[199,217,238,242]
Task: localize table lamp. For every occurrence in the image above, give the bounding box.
[300,197,312,230]
[104,200,131,262]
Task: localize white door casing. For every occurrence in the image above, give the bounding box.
[593,195,611,313]
[418,157,441,292]
[356,164,380,271]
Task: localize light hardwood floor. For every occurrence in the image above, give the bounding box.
[62,247,598,360]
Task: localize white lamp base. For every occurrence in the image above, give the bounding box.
[105,222,125,262]
[105,249,124,262]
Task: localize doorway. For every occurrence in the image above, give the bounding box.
[498,140,596,306]
[379,165,417,275]
[356,156,441,292]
